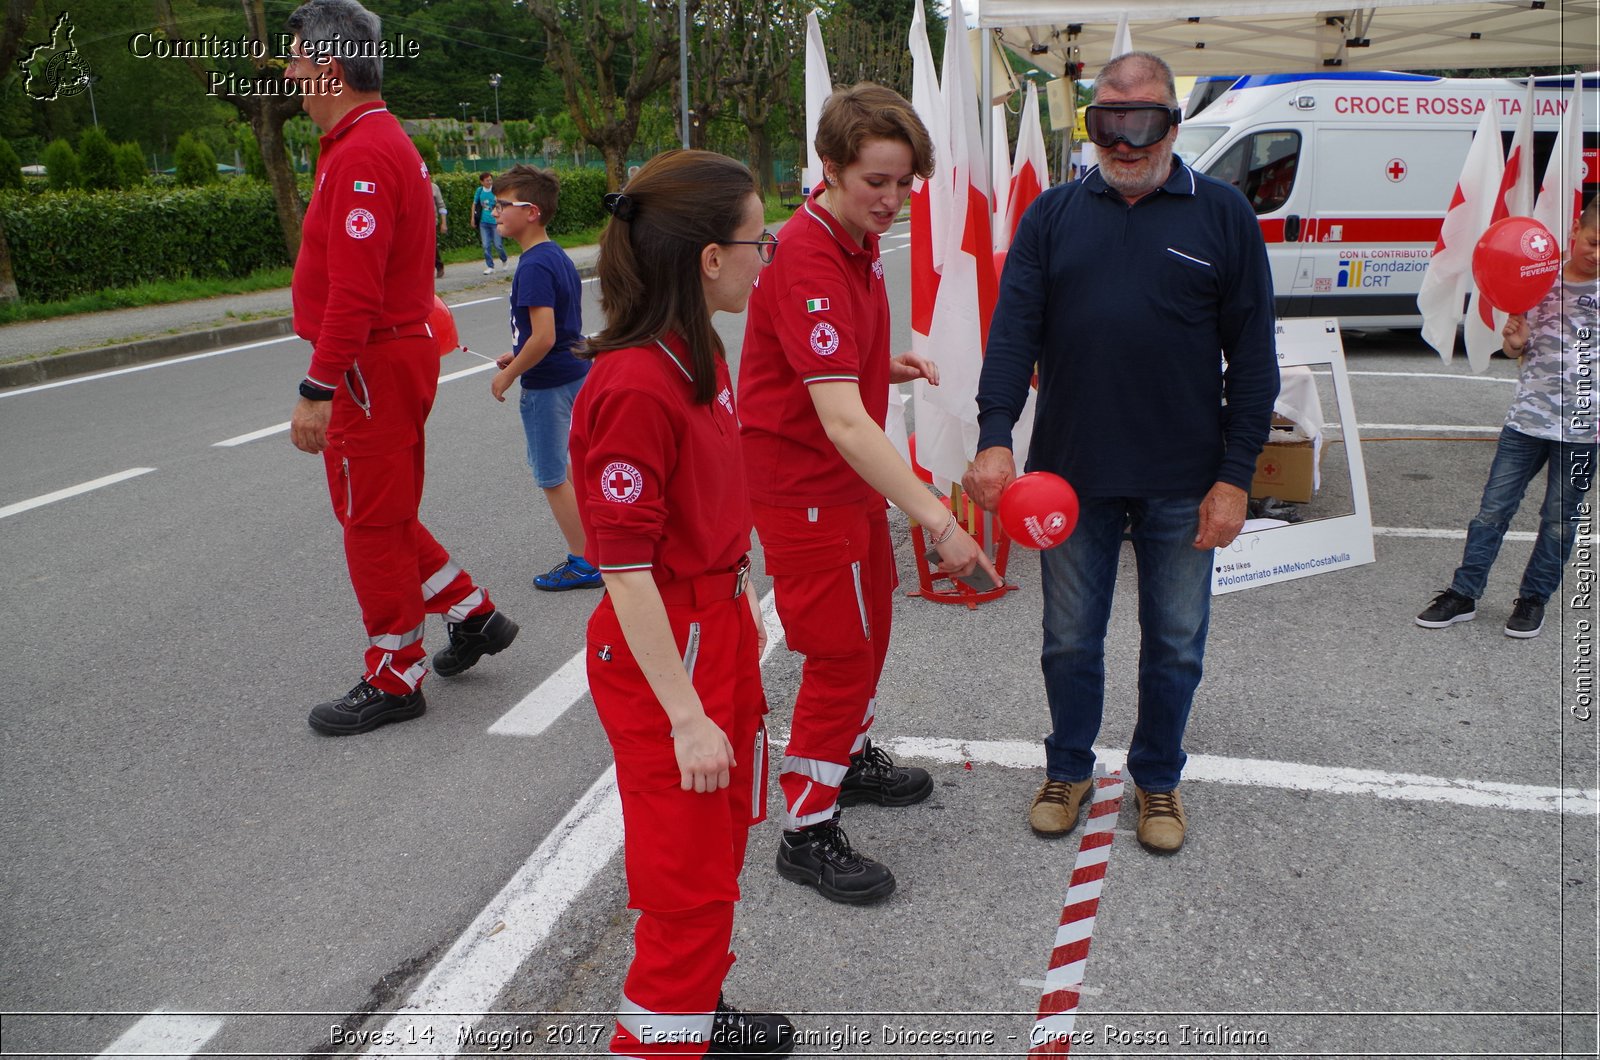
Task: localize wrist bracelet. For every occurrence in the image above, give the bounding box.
[931,513,958,546]
[299,379,335,401]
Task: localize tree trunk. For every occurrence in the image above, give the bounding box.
[748,125,775,200]
[252,109,303,261]
[0,0,40,306]
[601,144,627,193]
[0,228,17,306]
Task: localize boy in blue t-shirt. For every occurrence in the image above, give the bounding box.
[489,165,598,591]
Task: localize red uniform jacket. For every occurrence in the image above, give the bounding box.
[736,190,891,508]
[293,101,437,454]
[571,336,753,585]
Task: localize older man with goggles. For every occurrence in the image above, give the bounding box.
[965,52,1277,859]
[1084,103,1183,149]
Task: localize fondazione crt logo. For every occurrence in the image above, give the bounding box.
[18,12,93,103]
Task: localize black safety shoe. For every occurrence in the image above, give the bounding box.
[776,818,896,904]
[1416,588,1476,628]
[307,680,425,735]
[707,996,795,1056]
[838,738,933,807]
[1505,597,1545,638]
[432,610,519,677]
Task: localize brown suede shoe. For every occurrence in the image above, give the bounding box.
[1028,778,1094,837]
[1135,786,1187,854]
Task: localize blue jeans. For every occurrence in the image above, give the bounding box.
[518,377,583,488]
[1039,495,1212,792]
[1450,426,1596,604]
[479,221,506,267]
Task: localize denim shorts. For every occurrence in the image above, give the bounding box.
[518,376,583,488]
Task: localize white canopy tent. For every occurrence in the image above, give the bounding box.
[979,0,1597,78]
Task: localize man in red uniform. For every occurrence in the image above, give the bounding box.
[285,0,517,736]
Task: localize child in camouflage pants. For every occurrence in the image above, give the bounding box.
[1417,198,1599,639]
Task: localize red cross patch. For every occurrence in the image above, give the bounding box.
[344,208,377,239]
[601,461,643,504]
[1385,158,1407,183]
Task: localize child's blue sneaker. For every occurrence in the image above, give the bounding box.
[534,553,602,592]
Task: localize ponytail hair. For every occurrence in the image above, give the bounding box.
[585,149,757,404]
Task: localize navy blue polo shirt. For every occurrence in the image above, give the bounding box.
[510,240,588,390]
[976,158,1279,497]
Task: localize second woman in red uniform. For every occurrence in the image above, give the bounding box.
[738,83,999,902]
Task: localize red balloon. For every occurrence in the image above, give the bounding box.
[429,295,460,357]
[1472,216,1561,314]
[999,472,1079,549]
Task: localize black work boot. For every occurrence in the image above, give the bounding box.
[432,610,519,677]
[838,737,933,807]
[707,996,795,1056]
[307,680,425,735]
[775,816,896,904]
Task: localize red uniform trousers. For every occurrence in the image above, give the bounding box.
[752,499,895,831]
[322,336,493,695]
[587,578,769,1058]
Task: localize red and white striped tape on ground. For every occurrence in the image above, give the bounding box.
[1028,771,1125,1057]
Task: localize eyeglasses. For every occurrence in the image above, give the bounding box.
[1084,104,1182,149]
[492,199,535,212]
[721,232,778,264]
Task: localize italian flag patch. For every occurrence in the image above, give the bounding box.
[352,180,377,193]
[805,297,830,312]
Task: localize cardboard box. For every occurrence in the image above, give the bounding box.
[1250,428,1319,503]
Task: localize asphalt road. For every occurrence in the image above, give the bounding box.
[1,220,1595,1059]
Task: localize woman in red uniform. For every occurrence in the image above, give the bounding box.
[571,149,792,1058]
[738,83,1000,903]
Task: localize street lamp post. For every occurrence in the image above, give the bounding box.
[677,0,689,149]
[489,73,502,126]
[458,101,468,123]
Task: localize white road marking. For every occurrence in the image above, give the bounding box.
[214,423,290,447]
[1374,525,1539,542]
[212,360,504,447]
[489,592,781,737]
[488,650,590,737]
[0,467,156,521]
[366,602,1588,1049]
[1337,423,1500,433]
[0,336,299,399]
[367,768,623,1057]
[1343,370,1515,384]
[96,1013,224,1059]
[875,737,1597,816]
[437,361,497,384]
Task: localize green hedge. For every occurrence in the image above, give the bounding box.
[2,183,288,301]
[431,167,606,252]
[2,166,607,303]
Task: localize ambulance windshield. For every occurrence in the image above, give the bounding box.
[1173,125,1228,164]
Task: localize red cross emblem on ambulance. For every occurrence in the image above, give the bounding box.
[1385,158,1407,183]
[602,461,643,503]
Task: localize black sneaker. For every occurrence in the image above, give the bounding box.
[1505,597,1545,638]
[838,738,933,807]
[1416,588,1476,628]
[432,610,519,677]
[307,680,425,735]
[776,818,896,904]
[707,996,795,1057]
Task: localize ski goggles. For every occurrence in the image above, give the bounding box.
[1084,104,1182,149]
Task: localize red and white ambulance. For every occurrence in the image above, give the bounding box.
[1173,72,1599,327]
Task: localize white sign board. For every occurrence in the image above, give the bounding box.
[1212,318,1376,595]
